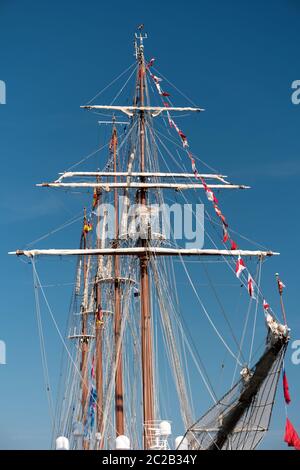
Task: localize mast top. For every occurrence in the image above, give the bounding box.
[134,25,147,58]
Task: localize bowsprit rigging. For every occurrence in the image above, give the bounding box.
[9,27,291,451]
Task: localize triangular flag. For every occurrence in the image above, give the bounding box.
[206,188,217,203]
[146,58,155,68]
[230,240,238,250]
[155,82,162,95]
[283,369,291,405]
[278,277,286,295]
[223,225,229,243]
[214,205,228,226]
[247,273,256,299]
[151,74,162,83]
[235,256,246,278]
[284,418,300,450]
[263,299,270,310]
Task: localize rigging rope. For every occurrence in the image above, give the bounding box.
[31,261,104,432]
[178,254,243,367]
[231,261,261,387]
[143,113,219,405]
[85,62,136,105]
[26,212,83,248]
[110,65,138,106]
[32,259,58,436]
[151,65,199,108]
[149,122,279,321]
[248,259,263,365]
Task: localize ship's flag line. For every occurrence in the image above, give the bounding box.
[146,59,277,315]
[147,55,295,453]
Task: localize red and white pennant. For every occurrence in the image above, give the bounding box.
[146,59,276,312]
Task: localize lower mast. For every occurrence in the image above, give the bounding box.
[81,208,90,449]
[138,40,155,449]
[112,125,125,437]
[95,186,104,448]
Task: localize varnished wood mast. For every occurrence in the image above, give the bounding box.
[95,185,104,447]
[138,45,155,449]
[81,209,90,449]
[112,125,125,437]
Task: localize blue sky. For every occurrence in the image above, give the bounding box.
[0,0,300,449]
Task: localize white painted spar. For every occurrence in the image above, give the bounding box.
[56,171,229,180]
[37,182,250,190]
[80,104,204,117]
[9,248,279,257]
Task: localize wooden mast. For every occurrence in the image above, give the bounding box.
[138,34,155,449]
[81,208,90,449]
[95,185,104,447]
[112,123,125,436]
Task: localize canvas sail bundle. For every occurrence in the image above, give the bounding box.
[183,330,288,450]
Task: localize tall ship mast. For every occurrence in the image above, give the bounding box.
[10,27,290,451]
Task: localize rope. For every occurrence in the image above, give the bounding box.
[151,65,199,108]
[151,257,195,426]
[143,113,218,404]
[32,260,83,380]
[178,255,243,367]
[85,62,136,105]
[31,261,103,430]
[110,65,138,105]
[144,119,246,371]
[149,122,280,321]
[248,259,263,364]
[202,262,247,364]
[32,259,58,435]
[231,261,261,387]
[26,212,83,248]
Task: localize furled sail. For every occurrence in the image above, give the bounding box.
[183,323,289,450]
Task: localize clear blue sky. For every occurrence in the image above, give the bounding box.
[0,0,300,449]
